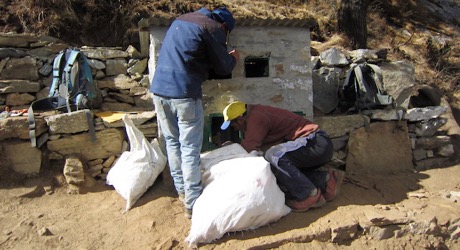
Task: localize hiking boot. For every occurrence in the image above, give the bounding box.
[286,190,326,212]
[184,208,192,219]
[324,168,345,201]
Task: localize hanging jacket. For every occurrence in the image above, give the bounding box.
[150,8,236,99]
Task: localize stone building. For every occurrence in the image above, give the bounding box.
[139,17,315,150]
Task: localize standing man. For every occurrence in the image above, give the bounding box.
[220,101,344,212]
[151,6,239,219]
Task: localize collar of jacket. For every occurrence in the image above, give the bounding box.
[196,7,213,19]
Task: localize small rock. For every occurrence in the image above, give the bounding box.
[63,155,85,185]
[44,185,54,195]
[102,155,116,168]
[408,192,428,199]
[449,191,460,202]
[37,227,53,236]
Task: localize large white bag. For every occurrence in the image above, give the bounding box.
[106,114,166,212]
[186,144,290,245]
[200,143,251,187]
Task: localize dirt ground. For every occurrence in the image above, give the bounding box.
[0,155,459,250]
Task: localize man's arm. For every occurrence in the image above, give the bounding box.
[241,114,269,152]
[206,29,238,75]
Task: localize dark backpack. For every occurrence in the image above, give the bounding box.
[340,63,394,112]
[28,48,99,147]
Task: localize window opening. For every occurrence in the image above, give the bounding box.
[245,56,269,78]
[203,113,241,152]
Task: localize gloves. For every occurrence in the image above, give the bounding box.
[249,150,263,156]
[220,141,234,147]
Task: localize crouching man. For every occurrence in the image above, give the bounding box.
[220,101,345,212]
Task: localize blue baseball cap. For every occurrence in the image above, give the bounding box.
[212,7,235,32]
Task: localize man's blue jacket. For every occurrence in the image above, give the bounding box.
[150,8,236,99]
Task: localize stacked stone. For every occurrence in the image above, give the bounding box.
[407,110,456,171]
[313,47,458,173]
[87,155,117,180]
[366,106,456,171]
[0,32,158,177]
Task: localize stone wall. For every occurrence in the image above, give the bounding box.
[0,32,157,178]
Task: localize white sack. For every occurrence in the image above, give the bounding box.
[186,144,290,245]
[200,143,251,187]
[106,114,166,212]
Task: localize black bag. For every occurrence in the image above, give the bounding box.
[340,63,394,112]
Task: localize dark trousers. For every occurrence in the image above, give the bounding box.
[274,131,334,201]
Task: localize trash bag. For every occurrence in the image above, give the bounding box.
[106,114,166,212]
[186,144,290,245]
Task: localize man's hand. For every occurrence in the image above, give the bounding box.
[229,49,240,61]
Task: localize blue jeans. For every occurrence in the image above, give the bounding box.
[274,132,333,201]
[153,95,203,210]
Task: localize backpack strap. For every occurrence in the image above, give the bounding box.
[80,53,94,87]
[353,64,373,110]
[28,105,37,147]
[84,109,97,142]
[62,50,81,113]
[28,97,58,147]
[340,63,360,112]
[343,63,359,91]
[75,51,95,109]
[366,63,394,106]
[353,64,366,94]
[63,50,81,90]
[49,51,65,97]
[366,63,384,91]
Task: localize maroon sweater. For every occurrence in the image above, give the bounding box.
[241,104,319,152]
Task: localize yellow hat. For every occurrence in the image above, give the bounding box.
[221,101,246,130]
